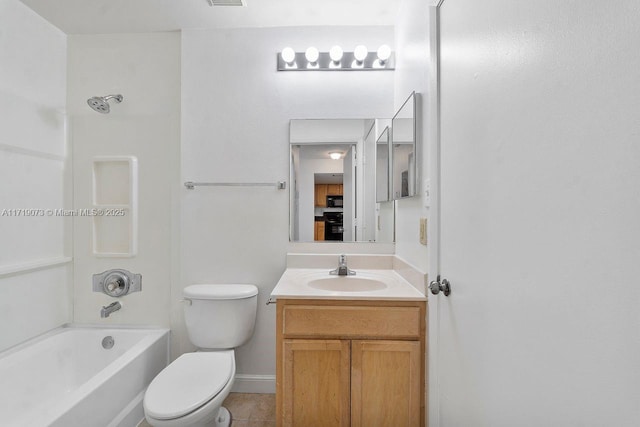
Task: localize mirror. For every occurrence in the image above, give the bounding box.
[391,92,417,199]
[289,119,394,243]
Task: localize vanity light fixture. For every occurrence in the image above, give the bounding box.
[329,152,342,160]
[277,45,394,71]
[352,45,368,68]
[281,47,297,68]
[329,45,343,68]
[206,0,244,6]
[305,47,320,69]
[377,44,392,64]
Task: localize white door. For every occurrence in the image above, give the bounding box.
[433,1,640,426]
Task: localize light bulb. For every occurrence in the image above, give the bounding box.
[329,152,342,160]
[377,44,391,63]
[305,47,319,64]
[329,45,343,63]
[281,47,296,65]
[354,45,368,63]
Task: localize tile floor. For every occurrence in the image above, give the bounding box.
[138,392,276,427]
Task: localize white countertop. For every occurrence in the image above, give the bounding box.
[271,268,426,301]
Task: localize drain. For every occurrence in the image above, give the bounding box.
[102,336,115,349]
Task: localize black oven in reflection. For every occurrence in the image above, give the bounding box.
[324,211,344,241]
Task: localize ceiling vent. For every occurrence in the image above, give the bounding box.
[207,0,245,6]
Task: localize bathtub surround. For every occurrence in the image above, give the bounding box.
[67,32,180,328]
[0,0,70,352]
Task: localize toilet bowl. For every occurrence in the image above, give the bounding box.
[144,351,235,427]
[143,284,258,427]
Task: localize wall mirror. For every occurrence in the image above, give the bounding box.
[391,92,417,199]
[289,119,394,243]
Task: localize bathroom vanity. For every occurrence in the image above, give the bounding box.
[271,259,426,427]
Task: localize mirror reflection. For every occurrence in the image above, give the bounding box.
[289,119,394,243]
[392,92,417,199]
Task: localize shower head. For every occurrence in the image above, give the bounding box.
[87,94,123,114]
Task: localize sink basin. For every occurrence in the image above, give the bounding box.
[307,276,387,292]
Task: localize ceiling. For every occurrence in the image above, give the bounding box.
[20,0,401,35]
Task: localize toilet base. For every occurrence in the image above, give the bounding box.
[214,407,231,427]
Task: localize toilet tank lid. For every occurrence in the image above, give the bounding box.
[184,284,258,300]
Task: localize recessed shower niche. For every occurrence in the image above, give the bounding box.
[92,156,138,257]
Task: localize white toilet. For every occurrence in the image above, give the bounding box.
[143,284,258,427]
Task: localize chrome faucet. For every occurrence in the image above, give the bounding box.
[330,254,356,276]
[101,301,122,318]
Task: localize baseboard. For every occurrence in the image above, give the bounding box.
[231,374,276,394]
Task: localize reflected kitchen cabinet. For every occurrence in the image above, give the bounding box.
[328,184,343,195]
[315,184,329,207]
[314,221,325,241]
[315,184,343,207]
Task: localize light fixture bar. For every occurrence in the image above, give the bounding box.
[277,51,395,71]
[207,0,244,6]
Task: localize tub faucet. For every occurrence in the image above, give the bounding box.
[330,254,356,276]
[101,301,122,318]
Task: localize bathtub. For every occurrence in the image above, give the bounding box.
[0,324,169,427]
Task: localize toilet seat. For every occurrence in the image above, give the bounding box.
[144,351,234,420]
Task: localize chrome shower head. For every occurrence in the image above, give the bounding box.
[87,94,123,114]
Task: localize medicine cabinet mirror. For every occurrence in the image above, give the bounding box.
[289,119,395,243]
[376,126,391,203]
[391,92,418,199]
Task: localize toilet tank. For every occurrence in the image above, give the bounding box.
[183,284,258,349]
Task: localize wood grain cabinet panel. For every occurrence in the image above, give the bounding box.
[351,340,421,427]
[282,339,351,427]
[282,305,421,339]
[327,184,343,195]
[315,184,328,207]
[314,221,325,241]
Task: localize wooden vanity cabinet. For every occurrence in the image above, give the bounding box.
[276,299,426,427]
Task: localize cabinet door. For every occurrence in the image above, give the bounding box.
[282,340,350,426]
[351,340,421,427]
[315,184,328,207]
[315,222,325,241]
[327,184,341,195]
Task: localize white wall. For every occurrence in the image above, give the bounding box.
[0,0,69,352]
[393,0,432,272]
[67,33,180,328]
[180,26,394,390]
[435,0,640,425]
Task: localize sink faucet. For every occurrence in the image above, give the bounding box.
[330,254,356,276]
[101,301,122,318]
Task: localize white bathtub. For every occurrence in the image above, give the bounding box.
[0,324,169,427]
